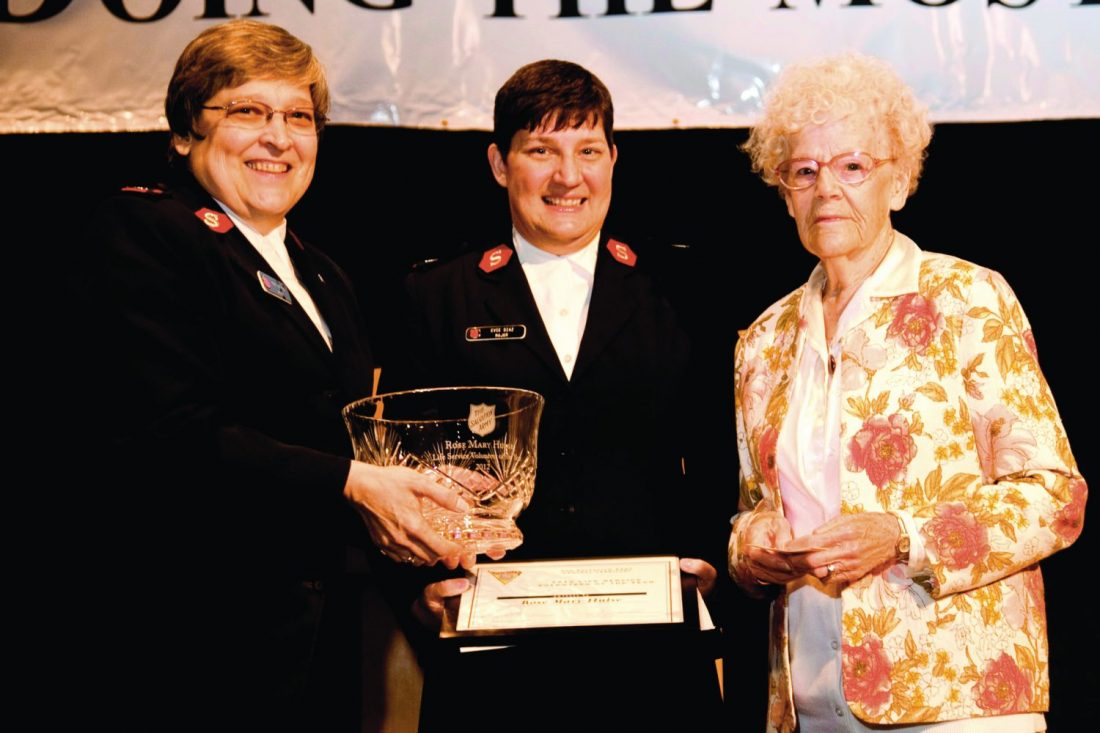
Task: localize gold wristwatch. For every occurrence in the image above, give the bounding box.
[892,513,911,564]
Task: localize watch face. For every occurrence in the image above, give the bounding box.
[894,516,910,558]
[897,533,910,560]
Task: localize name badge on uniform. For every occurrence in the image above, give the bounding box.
[465,324,527,342]
[257,271,293,305]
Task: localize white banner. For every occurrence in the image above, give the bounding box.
[1,1,1097,133]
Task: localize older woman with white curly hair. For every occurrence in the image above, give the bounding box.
[728,52,1086,732]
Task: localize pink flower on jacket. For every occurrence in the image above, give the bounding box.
[972,653,1032,714]
[923,503,990,570]
[887,293,942,353]
[842,635,892,715]
[1052,478,1087,543]
[846,413,917,488]
[758,425,779,490]
[973,405,1037,479]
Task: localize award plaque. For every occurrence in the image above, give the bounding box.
[343,387,544,553]
[439,556,703,646]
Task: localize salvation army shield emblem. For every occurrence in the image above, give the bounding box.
[468,403,496,436]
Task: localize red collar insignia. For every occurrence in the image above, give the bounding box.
[607,239,637,267]
[194,207,234,233]
[478,245,513,273]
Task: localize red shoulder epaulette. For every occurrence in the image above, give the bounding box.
[119,185,166,195]
[478,244,513,273]
[606,239,637,267]
[193,207,234,233]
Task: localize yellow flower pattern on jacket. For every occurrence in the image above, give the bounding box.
[727,235,1085,731]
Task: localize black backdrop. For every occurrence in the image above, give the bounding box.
[11,119,1094,728]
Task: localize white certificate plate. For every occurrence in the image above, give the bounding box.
[449,555,684,635]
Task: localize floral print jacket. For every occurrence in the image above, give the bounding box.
[728,234,1086,731]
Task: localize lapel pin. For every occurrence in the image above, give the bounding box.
[257,271,293,305]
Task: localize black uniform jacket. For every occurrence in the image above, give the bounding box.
[86,176,374,728]
[382,236,728,731]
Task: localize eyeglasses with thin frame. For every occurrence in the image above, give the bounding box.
[201,99,324,135]
[774,151,893,190]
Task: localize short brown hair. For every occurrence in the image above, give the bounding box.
[165,19,329,141]
[493,59,614,154]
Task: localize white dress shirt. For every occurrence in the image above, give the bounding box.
[778,238,1044,732]
[513,229,599,380]
[218,203,333,351]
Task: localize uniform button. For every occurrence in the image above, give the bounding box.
[831,640,839,650]
[563,354,573,363]
[559,308,569,316]
[835,705,844,717]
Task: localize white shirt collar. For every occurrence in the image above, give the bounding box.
[215,200,289,264]
[804,231,922,306]
[800,232,926,351]
[512,228,600,276]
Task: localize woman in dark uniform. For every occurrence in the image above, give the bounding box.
[87,20,469,731]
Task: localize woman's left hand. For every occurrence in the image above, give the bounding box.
[798,512,901,585]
